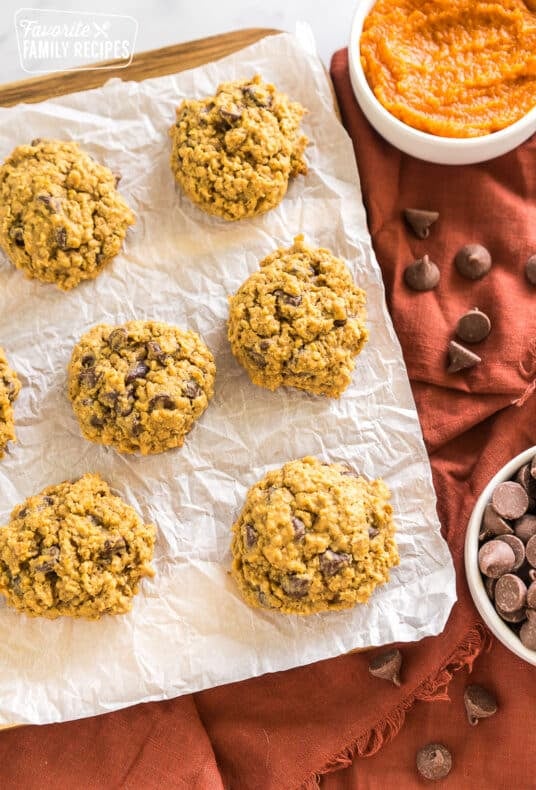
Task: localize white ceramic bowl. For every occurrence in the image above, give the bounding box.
[349,0,536,165]
[465,446,536,667]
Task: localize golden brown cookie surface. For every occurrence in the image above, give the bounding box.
[0,346,21,459]
[227,236,368,397]
[169,75,308,220]
[0,474,155,619]
[0,139,134,290]
[68,320,216,455]
[231,456,399,615]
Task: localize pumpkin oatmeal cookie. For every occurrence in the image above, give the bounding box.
[227,236,368,397]
[68,320,216,455]
[169,75,308,220]
[0,346,21,459]
[231,456,399,615]
[0,473,155,619]
[0,138,134,290]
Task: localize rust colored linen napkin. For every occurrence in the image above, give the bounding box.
[1,47,535,790]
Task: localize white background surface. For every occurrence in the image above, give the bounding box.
[0,0,358,84]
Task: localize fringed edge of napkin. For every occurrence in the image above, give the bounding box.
[301,622,492,789]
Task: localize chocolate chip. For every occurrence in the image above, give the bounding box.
[108,327,128,351]
[495,573,527,612]
[403,208,439,239]
[455,308,491,344]
[531,454,536,479]
[219,104,243,123]
[281,574,311,599]
[146,340,164,361]
[112,171,122,186]
[282,293,302,307]
[184,380,202,399]
[368,648,402,686]
[242,84,272,107]
[519,615,536,650]
[131,417,143,437]
[125,361,149,384]
[484,576,496,600]
[526,535,536,568]
[514,513,536,543]
[34,545,60,573]
[463,685,498,726]
[527,581,536,609]
[525,254,536,286]
[9,226,24,247]
[55,227,68,250]
[102,537,126,556]
[333,319,347,327]
[416,743,452,781]
[257,590,269,607]
[16,507,28,519]
[81,353,95,368]
[259,339,271,351]
[246,349,267,368]
[492,482,529,520]
[403,254,440,291]
[368,527,380,539]
[89,415,105,429]
[478,539,516,577]
[514,463,536,507]
[36,193,60,212]
[101,390,119,408]
[455,244,492,280]
[447,340,481,374]
[479,504,513,540]
[243,523,257,549]
[319,550,351,577]
[292,516,305,540]
[495,603,527,623]
[149,394,176,411]
[78,368,99,389]
[496,534,525,571]
[31,138,42,146]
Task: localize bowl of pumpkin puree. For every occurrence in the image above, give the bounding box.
[349,0,536,164]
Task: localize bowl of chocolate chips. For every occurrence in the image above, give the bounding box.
[465,447,536,666]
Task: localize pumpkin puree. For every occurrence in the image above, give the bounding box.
[360,0,536,138]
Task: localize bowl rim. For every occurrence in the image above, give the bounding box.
[349,0,536,150]
[464,445,536,667]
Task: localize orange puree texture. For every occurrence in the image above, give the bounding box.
[360,0,536,138]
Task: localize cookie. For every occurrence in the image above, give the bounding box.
[231,456,399,615]
[169,75,308,220]
[68,320,216,455]
[0,139,134,290]
[0,346,21,459]
[227,236,368,397]
[0,473,155,619]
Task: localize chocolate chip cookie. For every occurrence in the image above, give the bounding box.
[169,75,308,220]
[227,236,369,397]
[231,456,399,615]
[0,139,135,290]
[68,320,216,455]
[0,473,155,619]
[0,346,21,459]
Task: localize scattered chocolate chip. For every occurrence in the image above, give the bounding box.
[112,171,122,186]
[526,581,536,609]
[55,227,68,250]
[246,349,267,368]
[319,550,351,577]
[259,339,271,351]
[368,648,402,686]
[333,319,347,327]
[184,380,202,399]
[403,254,440,291]
[519,616,536,649]
[149,394,176,411]
[455,244,492,280]
[529,568,536,583]
[526,535,536,568]
[368,527,380,539]
[416,743,452,782]
[125,361,149,384]
[479,504,513,540]
[31,138,42,146]
[257,590,269,607]
[495,573,527,612]
[455,308,491,344]
[36,193,60,212]
[102,537,126,556]
[242,84,272,107]
[484,576,496,600]
[81,353,95,368]
[219,104,243,123]
[292,516,305,540]
[9,226,24,247]
[89,415,105,429]
[403,208,439,239]
[16,507,28,519]
[281,574,311,599]
[108,327,128,351]
[100,390,119,408]
[496,534,525,571]
[78,369,99,389]
[34,545,60,573]
[525,255,536,286]
[478,539,516,578]
[463,685,498,726]
[447,340,481,374]
[492,482,529,520]
[495,603,527,623]
[243,524,257,549]
[146,340,164,361]
[131,417,143,436]
[514,463,536,508]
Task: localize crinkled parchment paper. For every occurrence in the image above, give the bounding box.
[0,31,456,725]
